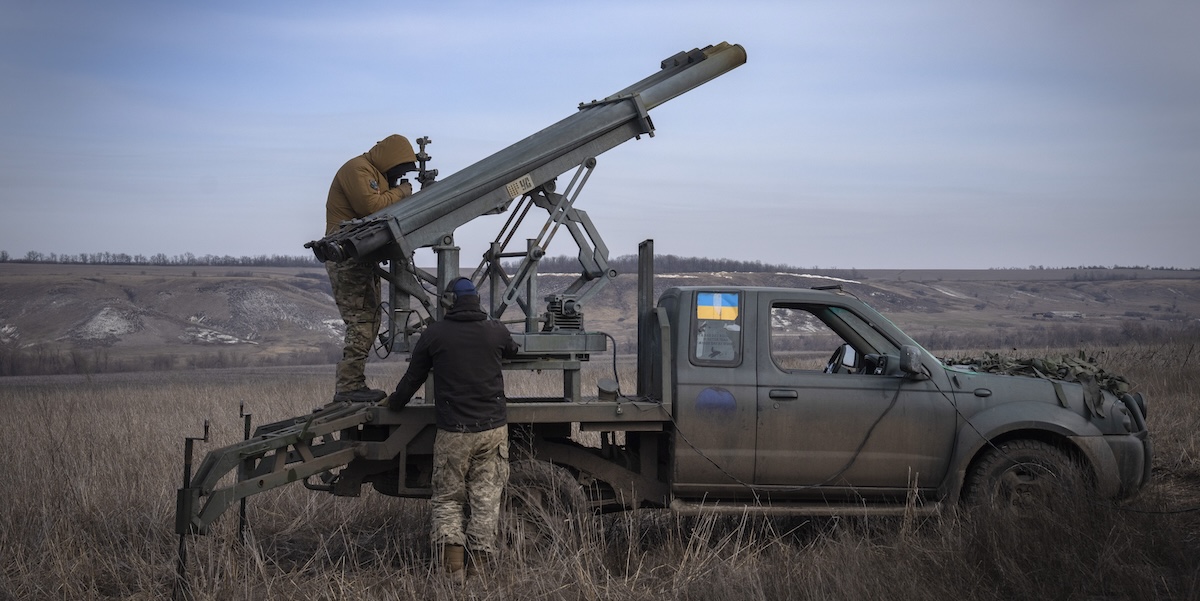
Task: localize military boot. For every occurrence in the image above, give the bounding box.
[466,549,494,578]
[332,387,387,403]
[442,544,466,584]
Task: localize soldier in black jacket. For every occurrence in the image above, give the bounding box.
[387,277,519,579]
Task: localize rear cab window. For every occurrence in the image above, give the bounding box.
[691,291,742,366]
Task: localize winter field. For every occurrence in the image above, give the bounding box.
[1,341,1198,600]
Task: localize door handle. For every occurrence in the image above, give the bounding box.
[769,389,799,400]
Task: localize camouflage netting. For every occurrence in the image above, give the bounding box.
[940,351,1134,417]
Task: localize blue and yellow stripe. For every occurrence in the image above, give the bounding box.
[696,292,739,321]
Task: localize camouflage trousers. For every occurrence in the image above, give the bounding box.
[326,259,381,393]
[431,426,510,554]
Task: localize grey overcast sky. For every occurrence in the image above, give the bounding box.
[1,1,1197,269]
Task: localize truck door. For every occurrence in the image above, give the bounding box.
[669,290,759,500]
[753,296,956,501]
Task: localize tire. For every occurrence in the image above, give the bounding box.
[501,460,587,555]
[963,439,1089,509]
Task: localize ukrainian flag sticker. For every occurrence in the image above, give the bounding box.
[696,292,739,321]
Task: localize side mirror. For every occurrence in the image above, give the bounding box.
[900,345,929,380]
[840,344,858,371]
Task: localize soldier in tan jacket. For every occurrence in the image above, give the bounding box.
[325,135,418,402]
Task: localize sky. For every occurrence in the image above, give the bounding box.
[1,1,1197,270]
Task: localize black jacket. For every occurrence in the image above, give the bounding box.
[390,296,519,432]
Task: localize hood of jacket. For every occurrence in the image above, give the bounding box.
[365,135,417,173]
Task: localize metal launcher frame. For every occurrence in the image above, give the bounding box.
[305,41,746,398]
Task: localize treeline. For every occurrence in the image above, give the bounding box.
[624,253,817,274]
[0,250,320,267]
[514,253,849,276]
[4,250,815,273]
[995,264,1198,271]
[5,250,1194,272]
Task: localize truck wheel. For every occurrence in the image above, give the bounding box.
[502,460,587,554]
[963,440,1088,509]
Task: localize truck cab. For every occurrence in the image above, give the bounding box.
[655,285,1151,512]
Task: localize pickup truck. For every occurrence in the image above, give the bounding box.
[175,248,1152,535]
[642,282,1151,512]
[174,41,1150,538]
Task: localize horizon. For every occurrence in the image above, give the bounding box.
[2,248,1196,273]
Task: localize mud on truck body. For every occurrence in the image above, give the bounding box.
[175,41,1151,545]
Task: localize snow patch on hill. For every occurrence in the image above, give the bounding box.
[322,319,344,340]
[930,285,970,299]
[180,326,258,345]
[777,272,861,285]
[74,307,142,340]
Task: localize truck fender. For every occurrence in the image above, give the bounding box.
[938,401,1121,501]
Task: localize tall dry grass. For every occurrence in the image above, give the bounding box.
[0,344,1197,600]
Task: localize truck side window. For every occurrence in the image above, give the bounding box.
[770,303,902,374]
[691,291,742,366]
[769,305,844,371]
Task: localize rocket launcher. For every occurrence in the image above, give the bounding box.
[308,42,745,361]
[306,42,745,266]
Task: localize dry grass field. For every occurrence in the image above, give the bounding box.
[1,341,1198,600]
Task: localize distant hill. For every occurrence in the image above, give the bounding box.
[1,263,1197,376]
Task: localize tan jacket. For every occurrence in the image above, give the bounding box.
[325,135,417,235]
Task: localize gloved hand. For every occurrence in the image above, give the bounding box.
[386,391,408,411]
[390,180,413,197]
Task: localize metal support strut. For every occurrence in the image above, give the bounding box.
[173,420,209,601]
